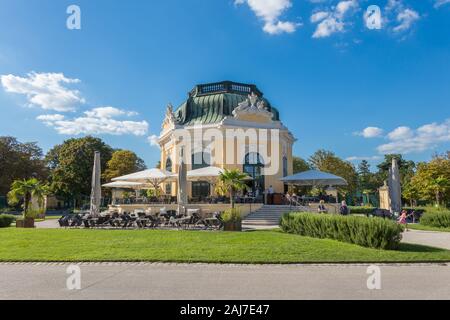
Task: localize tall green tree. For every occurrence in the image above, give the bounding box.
[0,136,47,196]
[293,156,310,173]
[376,154,416,186]
[357,160,378,192]
[308,149,358,195]
[45,136,113,205]
[409,156,450,206]
[103,150,146,182]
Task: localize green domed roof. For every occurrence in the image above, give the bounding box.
[174,81,280,126]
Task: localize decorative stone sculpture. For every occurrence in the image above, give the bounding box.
[162,103,178,129]
[232,92,273,121]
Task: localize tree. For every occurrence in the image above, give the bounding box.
[45,136,113,205]
[0,136,47,196]
[409,156,450,206]
[103,150,146,182]
[376,154,415,186]
[7,178,48,218]
[293,156,310,173]
[216,169,248,209]
[308,149,358,195]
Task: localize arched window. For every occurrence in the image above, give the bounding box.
[243,152,265,196]
[191,152,211,199]
[191,152,211,170]
[165,157,172,172]
[283,156,288,177]
[165,157,172,195]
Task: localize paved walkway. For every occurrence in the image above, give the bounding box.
[35,219,60,229]
[402,229,450,250]
[0,262,449,300]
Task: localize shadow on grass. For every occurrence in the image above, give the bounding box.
[397,242,448,253]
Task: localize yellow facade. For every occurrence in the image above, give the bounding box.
[157,81,295,198]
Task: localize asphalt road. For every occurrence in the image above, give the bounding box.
[1,262,449,300]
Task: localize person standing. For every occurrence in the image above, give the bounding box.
[267,185,274,205]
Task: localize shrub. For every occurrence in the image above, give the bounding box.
[0,214,16,228]
[348,206,375,215]
[420,211,450,228]
[222,208,242,223]
[280,213,403,250]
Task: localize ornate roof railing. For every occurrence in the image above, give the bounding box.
[189,81,263,97]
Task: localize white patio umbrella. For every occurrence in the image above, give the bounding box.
[89,151,102,217]
[187,166,224,182]
[389,158,402,213]
[280,170,348,186]
[177,160,188,214]
[112,168,176,192]
[187,166,225,197]
[102,181,144,188]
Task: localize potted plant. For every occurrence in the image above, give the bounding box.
[7,178,48,228]
[222,208,242,231]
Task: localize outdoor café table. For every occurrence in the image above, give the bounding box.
[243,196,256,203]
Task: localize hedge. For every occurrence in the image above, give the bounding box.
[420,211,450,228]
[280,213,403,250]
[348,206,374,215]
[0,214,16,228]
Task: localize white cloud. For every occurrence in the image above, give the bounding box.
[393,8,420,33]
[84,106,138,118]
[387,126,413,140]
[147,135,160,148]
[235,0,300,34]
[37,106,148,136]
[435,0,450,8]
[377,119,450,154]
[355,127,384,138]
[346,156,382,162]
[1,72,85,112]
[310,11,329,23]
[311,0,358,38]
[263,20,299,34]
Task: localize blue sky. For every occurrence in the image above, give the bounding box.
[0,0,449,169]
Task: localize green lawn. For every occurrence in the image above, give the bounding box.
[0,228,449,263]
[408,224,450,232]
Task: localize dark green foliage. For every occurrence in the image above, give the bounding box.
[348,206,374,214]
[0,214,16,228]
[420,211,450,228]
[280,213,403,250]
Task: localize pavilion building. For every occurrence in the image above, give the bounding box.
[158,81,296,200]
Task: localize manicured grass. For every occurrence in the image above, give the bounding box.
[408,224,450,233]
[0,228,449,263]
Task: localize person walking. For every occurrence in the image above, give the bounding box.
[339,200,349,215]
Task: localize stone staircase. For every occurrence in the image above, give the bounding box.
[243,205,311,228]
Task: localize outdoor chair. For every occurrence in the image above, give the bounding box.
[203,212,223,230]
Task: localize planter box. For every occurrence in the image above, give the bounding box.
[223,221,242,232]
[16,218,35,228]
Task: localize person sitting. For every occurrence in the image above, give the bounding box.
[317,200,328,213]
[339,200,349,215]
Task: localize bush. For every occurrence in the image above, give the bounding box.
[0,214,16,228]
[280,213,403,250]
[348,206,374,215]
[222,208,242,223]
[420,211,450,228]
